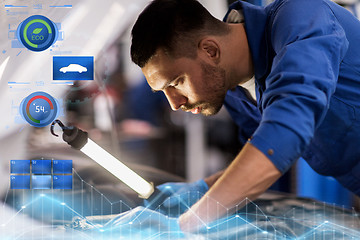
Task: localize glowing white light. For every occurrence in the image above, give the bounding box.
[129,222,133,225]
[0,56,10,83]
[262,231,268,234]
[40,194,45,197]
[99,229,105,232]
[80,139,154,198]
[60,202,66,206]
[21,206,26,209]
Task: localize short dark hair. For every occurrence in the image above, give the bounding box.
[131,0,229,68]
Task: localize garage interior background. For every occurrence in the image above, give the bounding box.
[1,0,360,239]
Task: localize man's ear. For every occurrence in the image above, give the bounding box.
[198,38,220,64]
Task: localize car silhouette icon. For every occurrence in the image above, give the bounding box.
[59,64,88,73]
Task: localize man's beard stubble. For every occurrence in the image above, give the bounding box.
[196,61,227,116]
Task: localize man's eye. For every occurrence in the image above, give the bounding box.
[168,81,178,88]
[172,78,183,87]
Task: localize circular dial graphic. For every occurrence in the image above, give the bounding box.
[17,15,58,52]
[20,92,59,127]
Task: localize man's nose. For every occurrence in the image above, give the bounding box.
[164,88,187,111]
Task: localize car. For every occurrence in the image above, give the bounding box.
[59,64,87,73]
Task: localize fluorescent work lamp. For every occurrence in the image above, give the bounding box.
[50,120,155,199]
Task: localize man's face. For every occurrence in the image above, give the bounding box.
[142,50,227,116]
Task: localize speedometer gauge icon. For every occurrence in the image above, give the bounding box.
[20,92,60,127]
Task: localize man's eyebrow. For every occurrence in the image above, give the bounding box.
[150,76,178,93]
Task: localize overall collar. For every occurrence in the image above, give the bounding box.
[224,1,272,81]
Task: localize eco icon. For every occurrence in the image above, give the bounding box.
[17,15,58,52]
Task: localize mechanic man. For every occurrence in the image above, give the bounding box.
[130,0,360,232]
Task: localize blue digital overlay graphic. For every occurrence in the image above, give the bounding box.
[53,175,72,189]
[53,160,72,174]
[19,91,59,128]
[17,15,58,51]
[32,159,51,174]
[53,56,94,80]
[10,160,72,189]
[10,160,30,173]
[32,175,52,189]
[5,167,360,239]
[10,175,30,189]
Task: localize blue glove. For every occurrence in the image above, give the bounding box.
[144,179,208,217]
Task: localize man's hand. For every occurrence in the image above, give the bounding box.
[179,143,282,232]
[144,179,208,217]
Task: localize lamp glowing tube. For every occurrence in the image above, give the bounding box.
[50,120,154,199]
[80,138,154,198]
